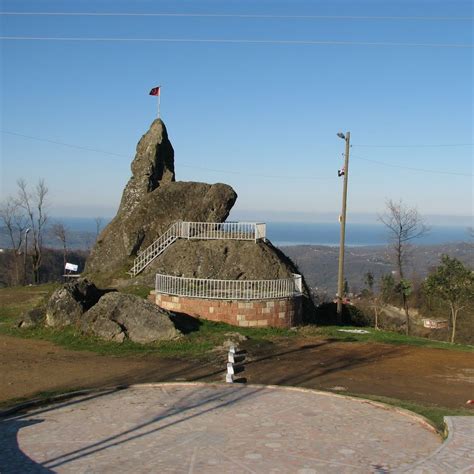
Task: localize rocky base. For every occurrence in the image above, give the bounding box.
[18,279,181,344]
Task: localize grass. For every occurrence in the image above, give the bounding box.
[0,284,296,357]
[299,325,474,352]
[1,284,472,358]
[340,391,473,435]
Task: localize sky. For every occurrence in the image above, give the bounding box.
[0,0,473,224]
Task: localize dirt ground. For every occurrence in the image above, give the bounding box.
[1,334,472,409]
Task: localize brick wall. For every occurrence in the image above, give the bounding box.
[150,291,302,328]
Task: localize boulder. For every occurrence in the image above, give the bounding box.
[81,292,180,343]
[85,119,237,277]
[45,278,105,328]
[17,306,46,329]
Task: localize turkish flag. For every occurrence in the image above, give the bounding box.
[149,86,160,96]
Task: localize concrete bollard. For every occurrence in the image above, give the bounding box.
[226,345,246,384]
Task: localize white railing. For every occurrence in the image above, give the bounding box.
[155,273,302,300]
[130,222,180,276]
[130,221,266,276]
[178,221,266,242]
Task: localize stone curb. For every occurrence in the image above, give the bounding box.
[394,416,474,473]
[0,381,439,437]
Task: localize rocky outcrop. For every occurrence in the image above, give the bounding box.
[85,119,237,278]
[137,239,317,323]
[45,279,106,328]
[137,240,296,284]
[118,119,175,218]
[81,293,180,343]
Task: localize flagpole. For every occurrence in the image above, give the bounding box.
[158,93,161,119]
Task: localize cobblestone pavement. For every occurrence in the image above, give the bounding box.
[0,383,447,473]
[396,416,474,474]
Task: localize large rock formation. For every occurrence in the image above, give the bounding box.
[84,118,316,323]
[86,119,237,277]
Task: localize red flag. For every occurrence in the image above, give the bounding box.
[149,86,160,96]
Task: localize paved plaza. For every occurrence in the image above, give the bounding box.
[0,383,470,473]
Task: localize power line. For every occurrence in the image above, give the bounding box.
[3,130,471,178]
[351,154,473,177]
[353,143,474,148]
[1,130,128,157]
[0,130,335,181]
[1,12,472,21]
[1,36,471,48]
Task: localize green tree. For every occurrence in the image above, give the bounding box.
[364,271,375,294]
[425,255,474,343]
[381,274,396,303]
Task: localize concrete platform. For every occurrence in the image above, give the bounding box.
[0,383,455,473]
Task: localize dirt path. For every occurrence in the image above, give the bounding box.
[1,334,472,409]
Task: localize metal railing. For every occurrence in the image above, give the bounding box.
[130,221,267,276]
[130,222,180,276]
[155,273,302,300]
[179,221,266,242]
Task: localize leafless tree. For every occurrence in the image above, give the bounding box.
[16,179,49,284]
[94,217,104,240]
[379,199,429,334]
[0,197,27,284]
[51,222,69,272]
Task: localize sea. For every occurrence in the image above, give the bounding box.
[57,218,472,247]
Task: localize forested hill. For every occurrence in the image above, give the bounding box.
[282,242,474,295]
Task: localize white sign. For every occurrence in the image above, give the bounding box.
[65,262,79,272]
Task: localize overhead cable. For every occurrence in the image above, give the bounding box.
[351,154,473,177]
[1,12,472,21]
[0,36,471,48]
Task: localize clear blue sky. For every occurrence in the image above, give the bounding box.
[1,0,472,224]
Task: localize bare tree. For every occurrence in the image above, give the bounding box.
[379,199,429,335]
[16,179,49,284]
[51,222,69,272]
[94,217,104,240]
[0,197,27,284]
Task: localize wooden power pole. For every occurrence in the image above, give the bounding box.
[336,131,351,322]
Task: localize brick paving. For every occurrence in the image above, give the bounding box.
[0,383,456,473]
[396,416,474,473]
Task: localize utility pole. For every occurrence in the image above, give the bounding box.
[336,131,351,322]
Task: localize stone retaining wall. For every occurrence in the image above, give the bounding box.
[149,291,302,328]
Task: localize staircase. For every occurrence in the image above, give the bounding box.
[129,220,267,277]
[129,222,181,277]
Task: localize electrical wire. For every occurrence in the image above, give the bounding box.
[353,143,473,148]
[0,12,472,21]
[0,36,471,48]
[0,130,336,181]
[351,154,473,177]
[3,130,471,178]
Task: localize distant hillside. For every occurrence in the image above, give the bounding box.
[281,242,474,296]
[0,226,96,251]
